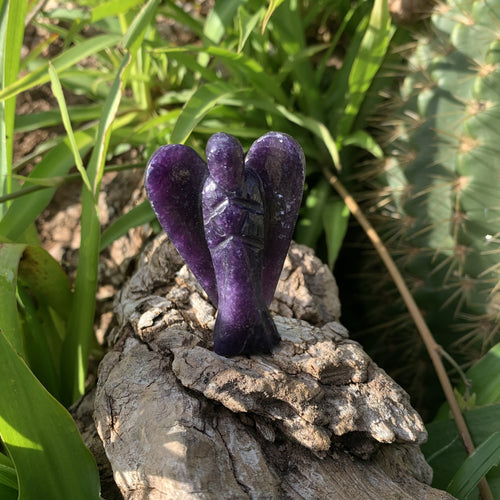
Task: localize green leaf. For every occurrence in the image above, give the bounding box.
[448,432,500,499]
[0,130,94,241]
[0,453,17,491]
[0,243,27,356]
[170,82,239,144]
[207,46,287,103]
[0,0,9,212]
[61,52,131,406]
[14,105,104,132]
[434,342,500,421]
[121,0,160,52]
[203,0,245,44]
[323,198,350,269]
[0,33,122,102]
[161,1,204,40]
[0,244,71,399]
[100,200,155,251]
[237,6,262,53]
[336,0,392,137]
[464,343,500,406]
[274,104,341,169]
[422,404,500,495]
[0,329,101,500]
[49,63,92,193]
[343,130,383,158]
[295,178,331,249]
[91,0,144,22]
[261,0,286,34]
[0,0,27,216]
[17,245,72,321]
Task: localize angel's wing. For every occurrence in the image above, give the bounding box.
[245,132,305,305]
[145,144,218,306]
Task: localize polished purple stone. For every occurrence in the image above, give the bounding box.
[145,132,305,356]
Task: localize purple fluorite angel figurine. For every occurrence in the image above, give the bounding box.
[145,132,305,356]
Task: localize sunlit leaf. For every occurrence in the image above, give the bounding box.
[0,329,101,500]
[170,82,240,145]
[323,198,350,269]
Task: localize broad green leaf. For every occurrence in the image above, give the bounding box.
[274,104,341,169]
[61,52,131,406]
[0,329,101,500]
[434,343,500,421]
[464,343,500,406]
[422,404,500,495]
[0,243,26,355]
[237,6,262,53]
[343,130,383,158]
[17,246,72,321]
[17,285,62,398]
[170,82,240,145]
[0,130,94,241]
[448,432,500,499]
[269,1,323,119]
[100,200,155,251]
[0,244,71,398]
[0,483,17,500]
[323,198,350,269]
[336,0,392,137]
[207,46,287,103]
[0,33,121,102]
[203,0,244,44]
[295,179,331,249]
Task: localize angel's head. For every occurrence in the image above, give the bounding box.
[206,132,245,192]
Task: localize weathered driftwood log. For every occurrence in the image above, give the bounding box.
[93,234,453,499]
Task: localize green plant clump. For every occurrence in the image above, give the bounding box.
[367,0,500,389]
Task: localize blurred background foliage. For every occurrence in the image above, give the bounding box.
[0,0,499,497]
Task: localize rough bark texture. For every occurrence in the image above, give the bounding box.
[93,234,453,499]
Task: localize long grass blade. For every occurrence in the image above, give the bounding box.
[0,0,27,215]
[170,82,239,144]
[0,33,121,102]
[121,0,160,51]
[0,243,27,355]
[91,0,144,23]
[48,63,91,192]
[100,200,155,251]
[275,104,341,169]
[447,431,500,499]
[60,52,131,406]
[0,130,94,240]
[336,0,392,137]
[0,1,9,215]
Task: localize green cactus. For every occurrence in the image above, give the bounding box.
[355,0,500,409]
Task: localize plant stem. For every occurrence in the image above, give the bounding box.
[323,169,494,500]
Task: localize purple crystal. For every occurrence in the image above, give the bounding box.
[145,132,305,356]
